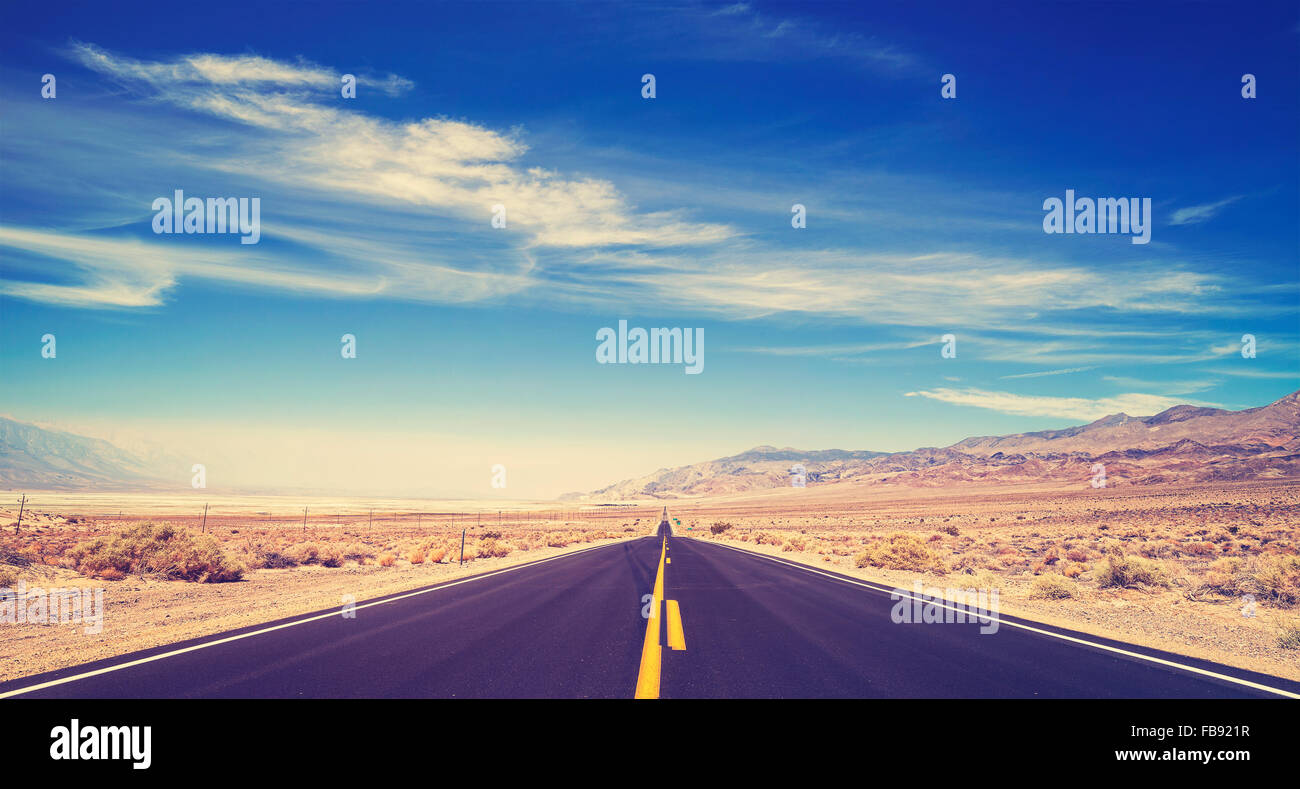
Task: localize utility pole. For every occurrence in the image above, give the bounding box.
[459,529,466,566]
[303,506,308,531]
[15,494,25,534]
[201,503,209,534]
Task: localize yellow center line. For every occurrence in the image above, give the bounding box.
[634,537,667,698]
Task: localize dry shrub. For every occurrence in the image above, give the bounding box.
[408,549,425,564]
[255,551,297,569]
[710,522,733,535]
[68,522,244,582]
[963,569,999,590]
[1253,555,1300,606]
[1095,548,1168,589]
[1192,555,1300,607]
[0,565,20,587]
[1062,563,1086,579]
[1029,574,1077,600]
[341,542,376,562]
[1180,541,1218,556]
[784,536,807,552]
[1138,541,1173,559]
[1065,548,1090,562]
[854,533,946,573]
[477,538,511,559]
[378,553,396,567]
[285,542,342,567]
[427,548,447,563]
[1278,621,1300,650]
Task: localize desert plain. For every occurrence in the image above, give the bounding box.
[1,477,1297,685]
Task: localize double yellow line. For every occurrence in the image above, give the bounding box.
[634,536,685,698]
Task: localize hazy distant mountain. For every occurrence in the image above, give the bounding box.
[0,417,174,490]
[570,391,1300,500]
[568,446,889,501]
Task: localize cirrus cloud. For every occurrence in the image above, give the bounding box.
[904,387,1217,420]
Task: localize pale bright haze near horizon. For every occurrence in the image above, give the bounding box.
[1,1,1298,498]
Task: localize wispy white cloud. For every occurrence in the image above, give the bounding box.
[696,2,915,70]
[1203,367,1300,380]
[587,247,1224,326]
[1170,195,1243,226]
[999,366,1096,379]
[71,42,413,95]
[714,3,752,16]
[0,224,533,308]
[905,387,1216,420]
[67,43,735,250]
[731,338,937,356]
[1101,375,1219,395]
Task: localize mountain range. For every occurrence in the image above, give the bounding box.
[567,390,1300,500]
[0,417,176,490]
[3,391,1297,496]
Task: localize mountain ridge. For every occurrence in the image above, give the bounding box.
[566,390,1300,501]
[0,417,177,490]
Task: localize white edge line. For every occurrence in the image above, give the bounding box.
[0,538,640,699]
[691,538,1300,699]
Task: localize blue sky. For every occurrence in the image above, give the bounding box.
[1,1,1297,498]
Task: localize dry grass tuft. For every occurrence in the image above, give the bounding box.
[1029,574,1077,600]
[1277,620,1300,650]
[1095,548,1168,589]
[1190,555,1300,607]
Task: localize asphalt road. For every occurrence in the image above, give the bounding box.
[4,522,1298,698]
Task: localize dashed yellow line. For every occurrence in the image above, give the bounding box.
[666,600,686,651]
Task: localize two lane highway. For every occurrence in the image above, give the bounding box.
[3,521,1297,698]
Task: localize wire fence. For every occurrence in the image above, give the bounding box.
[2,498,685,538]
